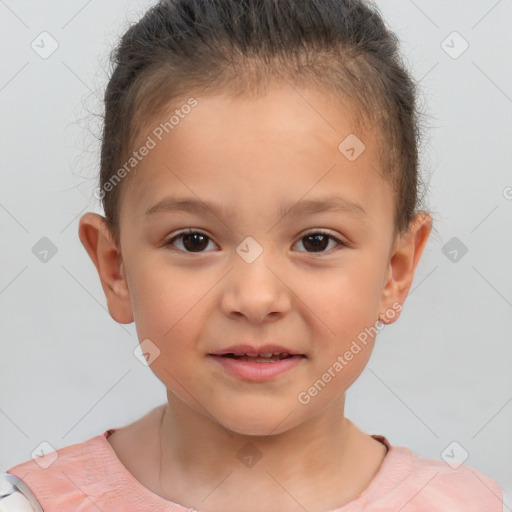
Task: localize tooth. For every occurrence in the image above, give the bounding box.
[245,352,260,357]
[259,353,274,357]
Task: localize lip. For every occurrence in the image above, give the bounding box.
[208,353,305,382]
[209,344,302,357]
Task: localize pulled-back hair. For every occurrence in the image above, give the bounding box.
[99,0,429,246]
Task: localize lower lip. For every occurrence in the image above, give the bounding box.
[208,355,305,381]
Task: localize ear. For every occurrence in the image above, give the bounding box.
[78,212,134,324]
[378,212,433,324]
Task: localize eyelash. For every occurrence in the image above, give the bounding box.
[164,229,347,254]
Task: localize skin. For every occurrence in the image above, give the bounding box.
[78,84,432,512]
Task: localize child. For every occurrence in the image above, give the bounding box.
[4,0,504,510]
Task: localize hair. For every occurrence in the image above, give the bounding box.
[98,0,430,248]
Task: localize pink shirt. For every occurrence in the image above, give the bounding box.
[7,430,503,511]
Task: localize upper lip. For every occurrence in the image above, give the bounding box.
[209,344,304,357]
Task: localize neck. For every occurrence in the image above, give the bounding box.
[153,392,383,511]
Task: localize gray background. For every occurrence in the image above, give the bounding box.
[1,0,511,506]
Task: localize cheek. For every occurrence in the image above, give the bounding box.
[301,267,382,385]
[304,265,382,330]
[129,263,206,335]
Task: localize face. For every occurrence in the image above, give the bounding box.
[110,85,405,435]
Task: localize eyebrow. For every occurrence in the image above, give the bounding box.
[145,195,367,220]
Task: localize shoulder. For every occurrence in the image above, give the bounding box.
[4,431,113,511]
[0,471,43,511]
[394,446,503,511]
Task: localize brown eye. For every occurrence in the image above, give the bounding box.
[166,230,217,253]
[294,231,345,253]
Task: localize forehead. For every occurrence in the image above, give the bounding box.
[119,85,393,229]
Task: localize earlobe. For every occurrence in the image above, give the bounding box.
[78,212,134,324]
[379,212,433,324]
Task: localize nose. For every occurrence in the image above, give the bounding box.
[220,248,292,323]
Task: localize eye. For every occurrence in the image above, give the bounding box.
[165,229,218,253]
[164,229,347,254]
[293,230,347,253]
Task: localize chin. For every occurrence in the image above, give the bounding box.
[215,403,303,438]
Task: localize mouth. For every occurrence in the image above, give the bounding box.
[207,345,306,381]
[218,352,298,363]
[209,344,306,360]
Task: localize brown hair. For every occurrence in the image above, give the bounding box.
[98,0,430,247]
